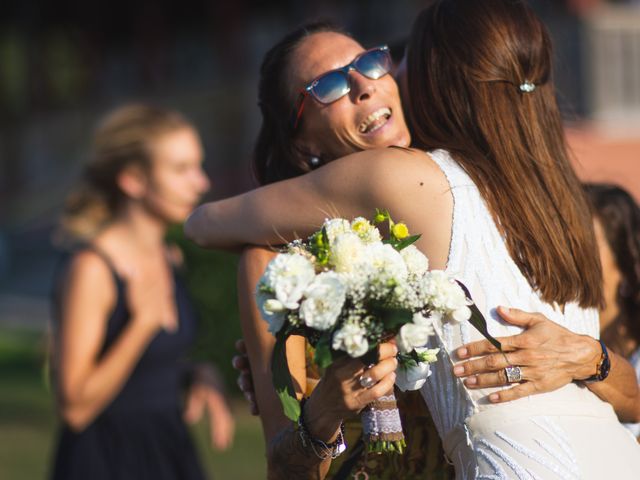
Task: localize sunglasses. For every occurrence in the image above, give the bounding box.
[291,45,392,130]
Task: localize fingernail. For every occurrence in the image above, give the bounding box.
[453,365,464,376]
[391,372,396,380]
[391,345,398,355]
[465,376,477,385]
[457,347,468,358]
[489,393,499,402]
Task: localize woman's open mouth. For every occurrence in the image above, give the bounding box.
[358,107,392,134]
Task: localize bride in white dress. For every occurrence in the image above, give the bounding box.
[186,0,640,477]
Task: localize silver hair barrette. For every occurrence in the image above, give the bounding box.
[519,80,536,93]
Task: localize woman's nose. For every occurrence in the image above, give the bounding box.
[349,72,377,103]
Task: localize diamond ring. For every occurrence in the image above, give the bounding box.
[359,375,375,389]
[504,365,523,384]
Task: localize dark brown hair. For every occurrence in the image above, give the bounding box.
[252,21,346,186]
[59,104,192,241]
[406,0,602,308]
[586,184,640,342]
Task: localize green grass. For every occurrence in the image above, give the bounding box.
[0,328,266,480]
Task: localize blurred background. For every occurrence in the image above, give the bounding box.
[0,0,638,478]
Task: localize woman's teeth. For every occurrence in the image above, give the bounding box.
[359,107,392,134]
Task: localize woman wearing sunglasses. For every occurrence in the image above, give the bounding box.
[237,22,452,480]
[191,2,640,477]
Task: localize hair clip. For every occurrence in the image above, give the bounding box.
[519,81,536,93]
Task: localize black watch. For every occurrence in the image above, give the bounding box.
[584,339,611,383]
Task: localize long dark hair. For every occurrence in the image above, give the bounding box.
[406,0,602,308]
[586,184,640,344]
[252,21,346,186]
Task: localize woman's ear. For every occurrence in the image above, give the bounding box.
[117,166,148,199]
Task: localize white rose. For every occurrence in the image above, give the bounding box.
[332,321,369,357]
[396,321,433,353]
[330,232,365,273]
[395,347,439,391]
[400,245,429,277]
[256,291,287,334]
[263,253,316,310]
[299,272,347,331]
[395,361,432,391]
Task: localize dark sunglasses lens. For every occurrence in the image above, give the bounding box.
[311,71,350,104]
[356,49,391,80]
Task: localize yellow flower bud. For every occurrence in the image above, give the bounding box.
[392,223,409,240]
[374,213,386,224]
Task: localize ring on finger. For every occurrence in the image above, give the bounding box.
[359,374,376,389]
[504,365,523,384]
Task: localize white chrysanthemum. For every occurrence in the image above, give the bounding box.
[263,253,316,310]
[332,321,369,357]
[366,243,408,284]
[299,272,347,331]
[395,347,440,391]
[396,321,433,353]
[420,270,472,322]
[400,245,429,278]
[350,217,382,244]
[256,290,287,334]
[330,232,366,273]
[323,218,352,245]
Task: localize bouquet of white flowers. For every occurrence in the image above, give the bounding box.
[256,210,498,453]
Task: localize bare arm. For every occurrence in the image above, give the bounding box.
[55,251,171,430]
[453,307,640,422]
[237,247,308,442]
[184,148,452,269]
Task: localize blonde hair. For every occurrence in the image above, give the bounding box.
[58,104,192,242]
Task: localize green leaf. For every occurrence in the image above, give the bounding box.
[378,308,413,331]
[313,333,334,369]
[455,281,502,351]
[271,333,300,421]
[394,234,422,251]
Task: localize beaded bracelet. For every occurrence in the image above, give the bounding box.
[297,398,347,460]
[584,339,611,383]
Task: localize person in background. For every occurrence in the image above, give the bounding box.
[586,183,640,439]
[49,104,234,480]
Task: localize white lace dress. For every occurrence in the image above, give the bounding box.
[419,150,640,479]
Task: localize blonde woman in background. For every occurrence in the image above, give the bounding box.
[49,104,234,480]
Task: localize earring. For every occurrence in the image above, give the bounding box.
[309,156,321,168]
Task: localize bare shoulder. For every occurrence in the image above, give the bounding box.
[63,249,116,306]
[327,147,448,190]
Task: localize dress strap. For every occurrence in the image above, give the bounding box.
[80,244,124,284]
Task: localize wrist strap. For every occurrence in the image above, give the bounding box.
[585,339,611,383]
[297,397,347,460]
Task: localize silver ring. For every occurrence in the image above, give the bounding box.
[504,365,523,384]
[359,375,375,389]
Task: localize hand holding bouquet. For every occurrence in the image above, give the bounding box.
[256,210,498,453]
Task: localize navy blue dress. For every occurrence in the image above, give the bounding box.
[50,248,207,480]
